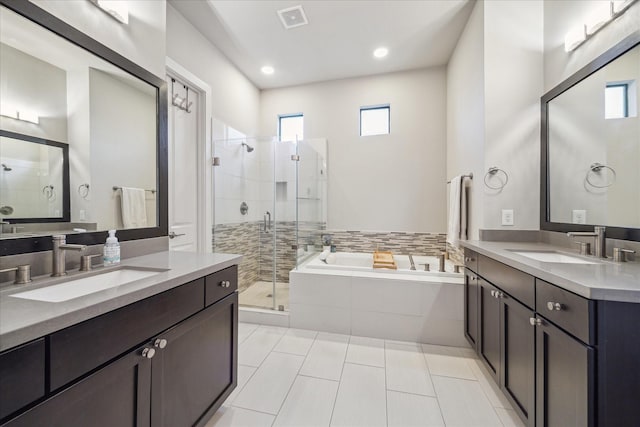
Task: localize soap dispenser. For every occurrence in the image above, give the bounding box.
[103,229,120,265]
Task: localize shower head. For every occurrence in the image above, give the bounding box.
[1,164,11,171]
[241,142,254,153]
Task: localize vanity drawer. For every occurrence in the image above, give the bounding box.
[0,339,45,421]
[464,249,478,273]
[49,278,204,391]
[205,265,238,306]
[478,255,535,308]
[536,279,595,345]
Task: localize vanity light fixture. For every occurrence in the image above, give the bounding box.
[564,0,638,52]
[0,105,39,124]
[373,47,388,59]
[261,66,275,75]
[89,0,129,25]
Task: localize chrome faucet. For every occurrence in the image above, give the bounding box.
[567,226,606,258]
[52,235,87,276]
[408,254,416,270]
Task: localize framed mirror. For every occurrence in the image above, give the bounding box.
[0,130,70,223]
[0,0,167,255]
[541,31,640,242]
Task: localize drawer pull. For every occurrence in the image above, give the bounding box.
[494,291,504,299]
[529,317,542,327]
[141,348,156,359]
[219,280,231,288]
[490,290,495,297]
[154,338,168,349]
[465,257,475,262]
[546,301,564,311]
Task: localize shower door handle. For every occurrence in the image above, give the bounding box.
[264,211,272,232]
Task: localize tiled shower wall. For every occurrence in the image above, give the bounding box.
[212,222,260,291]
[213,220,325,289]
[325,230,447,256]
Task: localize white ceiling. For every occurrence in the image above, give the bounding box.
[169,0,475,89]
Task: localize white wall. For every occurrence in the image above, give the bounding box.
[166,4,260,137]
[446,1,485,240]
[89,69,157,229]
[447,0,543,236]
[544,0,640,92]
[0,43,68,142]
[483,1,543,231]
[260,68,448,233]
[31,0,167,78]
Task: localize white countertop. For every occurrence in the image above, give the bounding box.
[461,240,640,303]
[0,251,242,352]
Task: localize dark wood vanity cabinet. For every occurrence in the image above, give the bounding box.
[535,316,594,427]
[152,292,238,427]
[0,265,238,427]
[463,270,479,350]
[476,271,535,426]
[459,248,640,426]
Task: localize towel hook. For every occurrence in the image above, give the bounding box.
[484,167,508,190]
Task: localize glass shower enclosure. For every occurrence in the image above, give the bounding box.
[212,132,327,311]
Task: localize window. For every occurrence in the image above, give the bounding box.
[360,105,390,136]
[279,114,303,142]
[605,83,628,119]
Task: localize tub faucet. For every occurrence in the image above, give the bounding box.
[408,254,416,270]
[567,226,606,258]
[52,235,87,276]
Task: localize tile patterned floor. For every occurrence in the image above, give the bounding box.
[206,323,525,427]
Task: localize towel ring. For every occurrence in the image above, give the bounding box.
[586,163,616,188]
[42,185,55,200]
[78,183,90,199]
[484,167,508,190]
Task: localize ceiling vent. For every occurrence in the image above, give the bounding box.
[277,5,308,30]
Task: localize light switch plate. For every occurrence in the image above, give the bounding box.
[502,209,514,226]
[572,209,586,224]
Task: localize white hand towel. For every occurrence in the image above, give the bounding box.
[447,175,463,247]
[121,187,147,229]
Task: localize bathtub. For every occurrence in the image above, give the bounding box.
[289,252,467,347]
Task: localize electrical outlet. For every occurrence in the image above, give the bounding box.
[79,209,86,221]
[572,209,586,224]
[502,209,514,226]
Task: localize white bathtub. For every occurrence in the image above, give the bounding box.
[290,252,467,347]
[305,251,462,279]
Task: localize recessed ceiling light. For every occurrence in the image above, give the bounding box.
[373,47,388,59]
[261,66,275,75]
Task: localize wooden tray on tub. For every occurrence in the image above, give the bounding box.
[373,250,397,270]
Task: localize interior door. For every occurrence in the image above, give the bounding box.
[167,75,199,251]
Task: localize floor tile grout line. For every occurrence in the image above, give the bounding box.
[271,330,321,425]
[227,365,259,407]
[327,335,352,426]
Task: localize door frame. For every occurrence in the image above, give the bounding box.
[166,57,212,253]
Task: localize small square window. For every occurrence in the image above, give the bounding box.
[360,105,390,136]
[605,84,628,119]
[279,114,303,142]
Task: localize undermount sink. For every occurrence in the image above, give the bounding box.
[509,250,600,265]
[10,267,168,303]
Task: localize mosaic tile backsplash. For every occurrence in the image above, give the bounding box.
[324,230,447,256]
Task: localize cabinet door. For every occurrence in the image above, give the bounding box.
[464,270,479,350]
[536,317,594,427]
[151,292,238,427]
[501,293,535,427]
[3,345,152,427]
[478,278,500,382]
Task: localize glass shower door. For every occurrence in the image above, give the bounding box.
[296,138,328,267]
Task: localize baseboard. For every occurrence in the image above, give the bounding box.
[239,307,290,327]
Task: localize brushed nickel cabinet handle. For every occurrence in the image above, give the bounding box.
[546,302,563,311]
[142,348,156,359]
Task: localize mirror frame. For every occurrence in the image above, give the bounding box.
[0,0,168,255]
[0,129,71,223]
[540,31,640,242]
